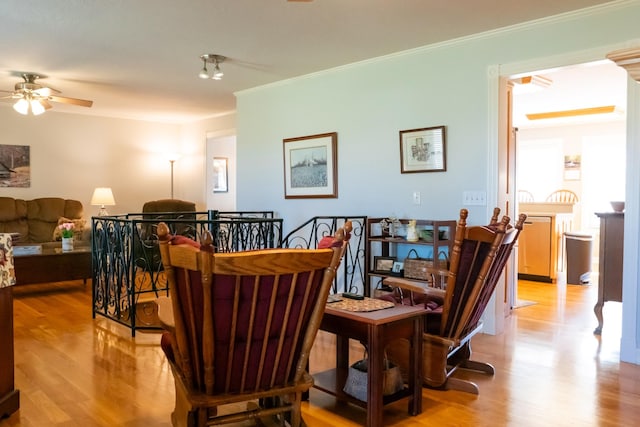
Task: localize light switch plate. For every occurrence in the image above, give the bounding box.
[463,191,487,206]
[413,191,421,205]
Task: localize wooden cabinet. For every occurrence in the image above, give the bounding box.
[0,286,20,418]
[517,213,573,282]
[593,212,624,335]
[365,218,456,295]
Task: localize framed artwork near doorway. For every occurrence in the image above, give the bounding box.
[399,126,446,173]
[213,157,228,193]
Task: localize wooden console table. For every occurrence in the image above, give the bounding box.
[593,212,624,335]
[313,303,424,427]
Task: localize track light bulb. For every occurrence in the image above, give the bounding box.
[212,63,224,80]
[198,59,209,79]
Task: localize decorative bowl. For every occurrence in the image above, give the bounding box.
[610,201,625,212]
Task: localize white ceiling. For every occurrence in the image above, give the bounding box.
[512,60,629,128]
[0,0,621,123]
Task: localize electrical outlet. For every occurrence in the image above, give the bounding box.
[462,190,487,206]
[413,191,421,205]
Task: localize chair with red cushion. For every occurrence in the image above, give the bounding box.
[155,220,351,427]
[382,208,526,395]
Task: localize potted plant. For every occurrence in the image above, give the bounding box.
[59,222,74,251]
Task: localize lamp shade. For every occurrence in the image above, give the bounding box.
[91,187,116,206]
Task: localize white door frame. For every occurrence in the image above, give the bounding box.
[489,43,640,363]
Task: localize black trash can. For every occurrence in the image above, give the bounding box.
[565,231,593,285]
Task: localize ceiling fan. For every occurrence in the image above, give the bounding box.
[0,73,93,115]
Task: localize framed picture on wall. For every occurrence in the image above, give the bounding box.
[399,125,446,173]
[213,157,228,193]
[564,155,581,181]
[0,144,30,187]
[283,132,338,199]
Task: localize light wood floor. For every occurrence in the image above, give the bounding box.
[3,279,639,427]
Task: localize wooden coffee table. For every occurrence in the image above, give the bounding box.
[13,246,92,286]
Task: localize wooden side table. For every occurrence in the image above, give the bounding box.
[314,303,424,427]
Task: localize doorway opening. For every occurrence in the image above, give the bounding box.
[511,60,627,309]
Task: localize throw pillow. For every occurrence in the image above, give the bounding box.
[52,217,87,241]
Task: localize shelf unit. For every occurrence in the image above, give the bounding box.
[365,217,457,296]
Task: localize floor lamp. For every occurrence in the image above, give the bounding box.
[170,159,175,199]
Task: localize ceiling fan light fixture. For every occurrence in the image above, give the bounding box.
[13,99,29,115]
[30,99,46,115]
[6,73,93,115]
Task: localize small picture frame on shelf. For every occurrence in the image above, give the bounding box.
[391,261,404,275]
[374,256,395,273]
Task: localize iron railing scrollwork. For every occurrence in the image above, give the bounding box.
[92,211,366,336]
[92,211,282,336]
[281,216,367,295]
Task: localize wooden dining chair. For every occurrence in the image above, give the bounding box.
[155,221,351,427]
[545,189,578,203]
[517,189,535,203]
[381,208,526,395]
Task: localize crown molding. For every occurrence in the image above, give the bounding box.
[607,46,640,82]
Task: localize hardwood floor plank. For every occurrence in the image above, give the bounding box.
[2,279,639,426]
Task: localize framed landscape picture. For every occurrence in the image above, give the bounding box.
[0,144,30,187]
[283,132,337,199]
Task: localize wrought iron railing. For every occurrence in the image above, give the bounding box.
[92,211,282,336]
[92,211,366,336]
[281,216,367,295]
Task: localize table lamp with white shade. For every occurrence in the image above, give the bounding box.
[91,187,116,216]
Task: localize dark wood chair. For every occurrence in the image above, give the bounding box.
[155,221,351,427]
[382,208,526,395]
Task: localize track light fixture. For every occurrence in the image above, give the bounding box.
[198,54,225,80]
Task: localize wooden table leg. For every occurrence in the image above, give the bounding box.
[409,316,423,415]
[366,324,383,427]
[336,334,350,396]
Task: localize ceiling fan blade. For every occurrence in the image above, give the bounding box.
[0,91,22,100]
[48,95,93,108]
[34,86,60,96]
[41,99,53,110]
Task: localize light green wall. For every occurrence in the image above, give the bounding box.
[235,1,640,231]
[234,1,640,361]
